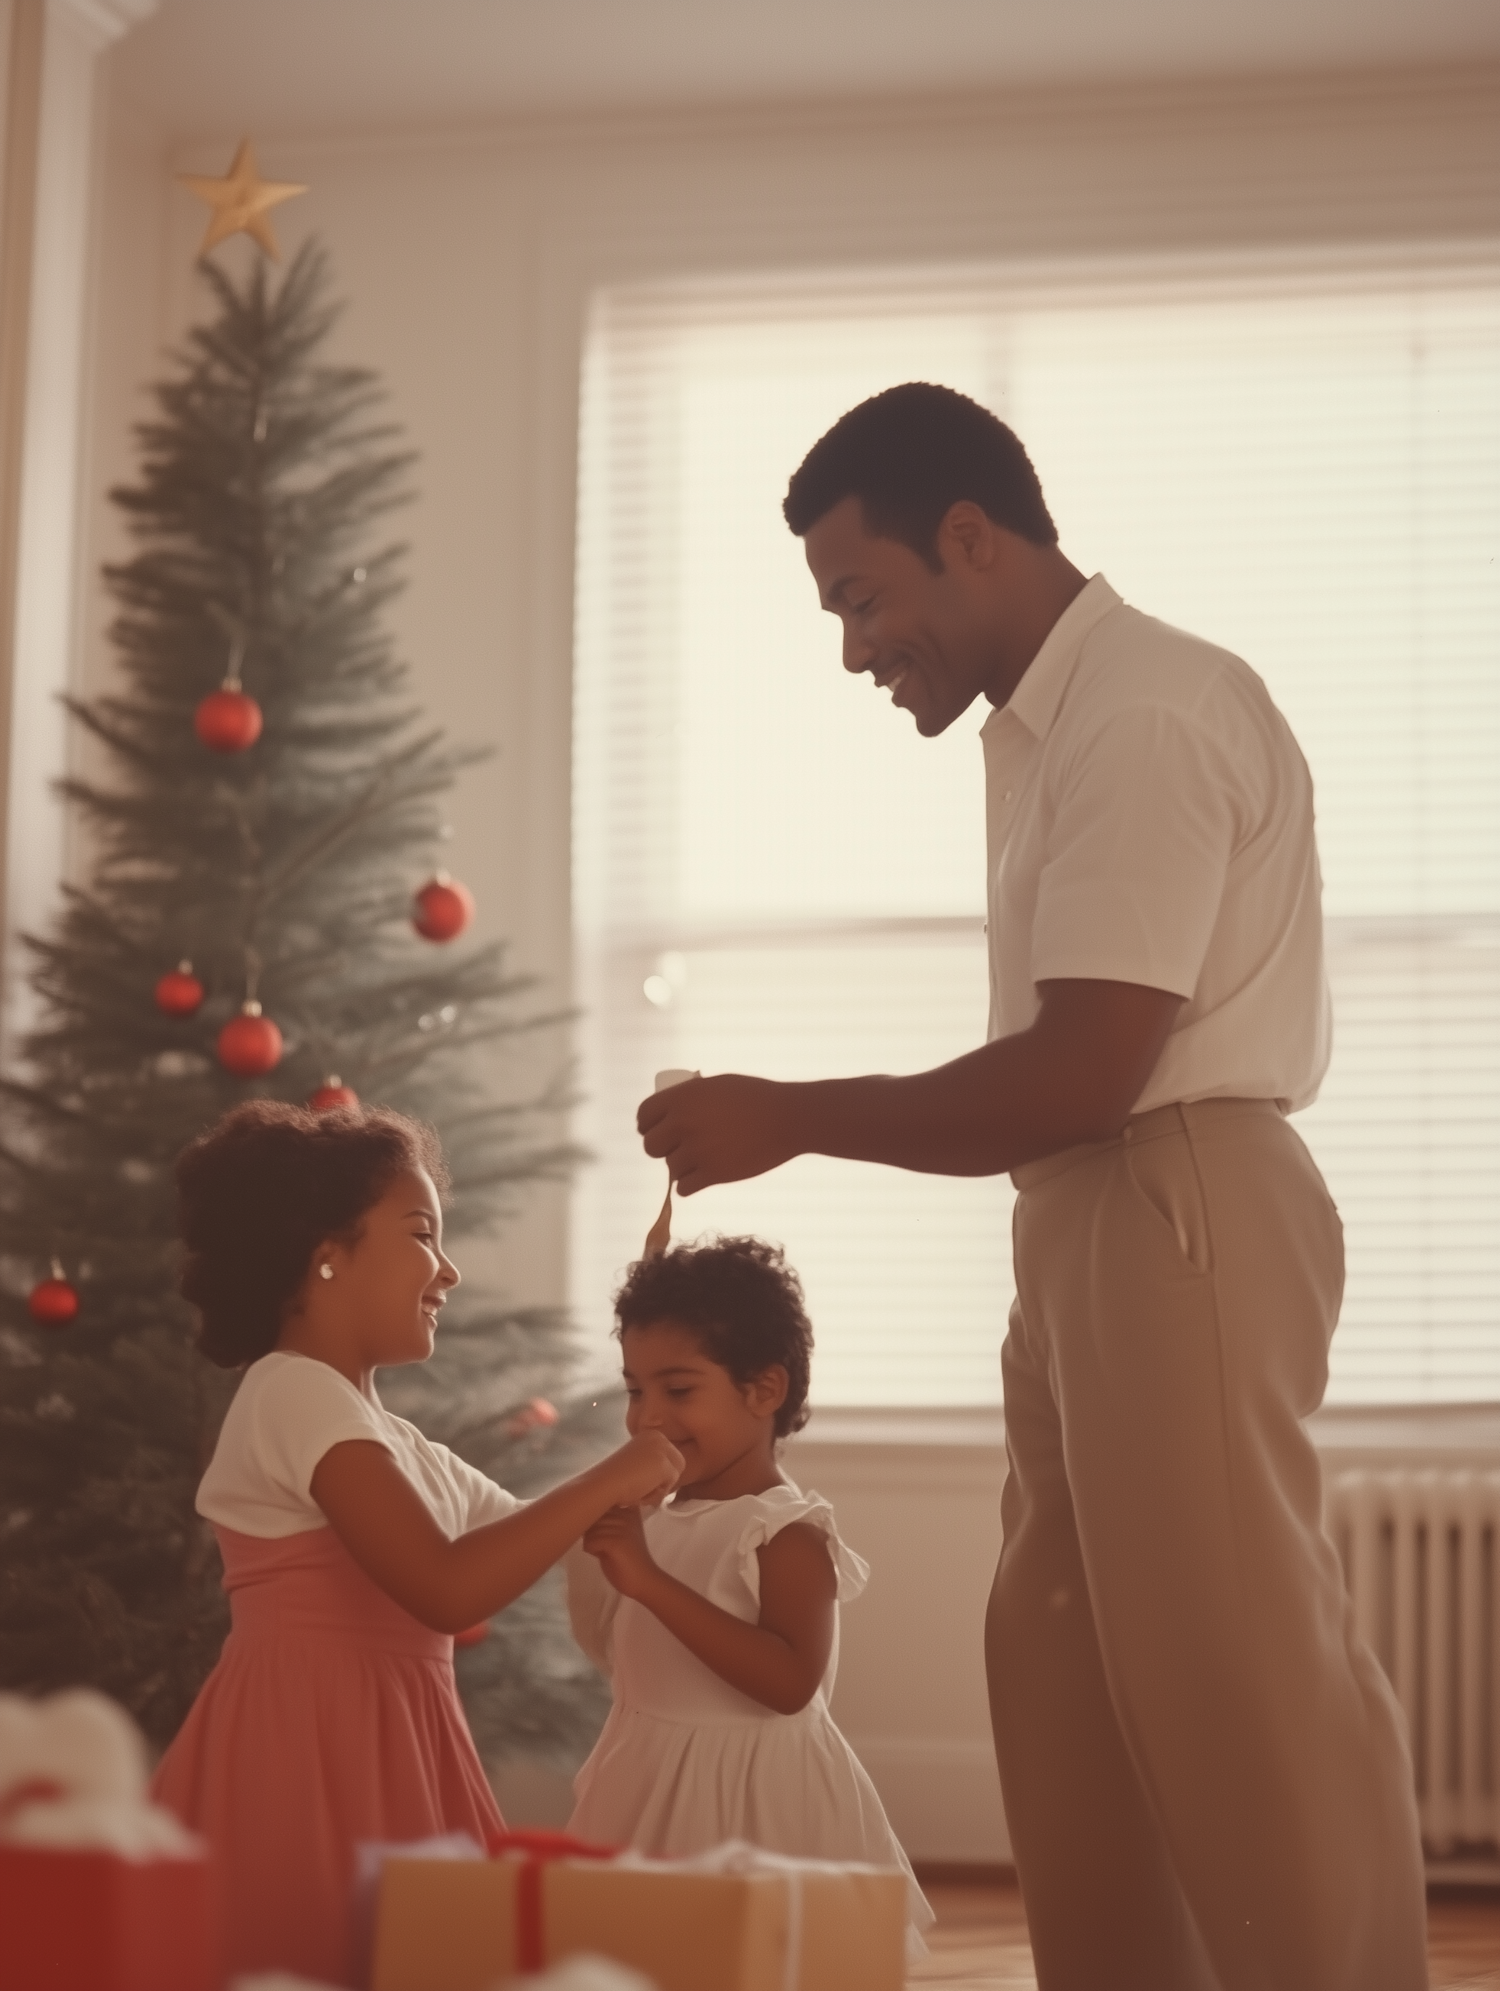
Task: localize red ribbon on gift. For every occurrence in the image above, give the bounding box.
[485,1828,621,1973]
[0,1776,64,1826]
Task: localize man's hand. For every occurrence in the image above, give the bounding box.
[583,1505,660,1601]
[635,977,1182,1191]
[637,1073,800,1196]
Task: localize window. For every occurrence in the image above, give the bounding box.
[571,254,1500,1407]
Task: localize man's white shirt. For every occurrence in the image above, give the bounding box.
[982,574,1331,1114]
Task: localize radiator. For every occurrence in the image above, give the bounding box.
[1325,1469,1500,1856]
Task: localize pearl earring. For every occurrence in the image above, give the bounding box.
[319,1263,334,1281]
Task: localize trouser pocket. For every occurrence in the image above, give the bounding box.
[1121,1132,1213,1276]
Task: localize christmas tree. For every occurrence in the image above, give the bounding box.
[0,241,612,1767]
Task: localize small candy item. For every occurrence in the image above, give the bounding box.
[643,1183,673,1261]
[643,1070,700,1259]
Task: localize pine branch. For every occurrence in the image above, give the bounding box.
[1,240,594,1764]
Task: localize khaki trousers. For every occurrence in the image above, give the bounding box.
[986,1098,1427,1991]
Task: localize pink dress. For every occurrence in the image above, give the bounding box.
[152,1355,511,1987]
[153,1527,502,1987]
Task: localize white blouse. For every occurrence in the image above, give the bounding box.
[196,1350,518,1539]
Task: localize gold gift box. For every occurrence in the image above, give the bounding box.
[371,1848,907,1991]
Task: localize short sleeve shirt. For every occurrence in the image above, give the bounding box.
[196,1350,520,1539]
[982,575,1331,1113]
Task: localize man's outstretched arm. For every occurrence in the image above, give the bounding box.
[637,978,1183,1194]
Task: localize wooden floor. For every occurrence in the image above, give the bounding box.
[909,1880,1500,1989]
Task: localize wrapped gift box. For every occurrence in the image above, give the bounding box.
[370,1836,906,1991]
[0,1840,215,1991]
[0,1690,216,1991]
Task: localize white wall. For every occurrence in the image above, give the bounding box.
[785,1417,1009,1862]
[0,0,152,1054]
[80,61,1500,1306]
[79,61,1500,1858]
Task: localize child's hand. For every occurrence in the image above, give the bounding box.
[583,1505,658,1599]
[599,1430,683,1510]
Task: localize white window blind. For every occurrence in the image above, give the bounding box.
[571,254,1500,1408]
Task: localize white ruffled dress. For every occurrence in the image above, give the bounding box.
[566,1481,932,1940]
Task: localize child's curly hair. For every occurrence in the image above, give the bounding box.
[177,1098,448,1369]
[614,1236,813,1439]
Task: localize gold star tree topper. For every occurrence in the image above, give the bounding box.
[178,139,308,259]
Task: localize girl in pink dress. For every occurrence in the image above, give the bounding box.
[152,1100,680,1988]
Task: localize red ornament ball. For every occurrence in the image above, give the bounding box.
[412,873,474,943]
[155,960,205,1017]
[309,1076,359,1112]
[453,1622,490,1650]
[194,683,263,754]
[505,1396,560,1438]
[28,1274,79,1327]
[217,1001,283,1077]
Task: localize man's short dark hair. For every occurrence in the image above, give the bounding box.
[783,381,1056,568]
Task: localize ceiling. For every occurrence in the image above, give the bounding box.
[109,0,1500,143]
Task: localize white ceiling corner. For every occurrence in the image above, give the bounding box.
[56,0,158,53]
[107,0,1500,145]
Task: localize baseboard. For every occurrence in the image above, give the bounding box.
[490,1752,1497,1900]
[848,1734,1012,1865]
[489,1757,576,1828]
[1425,1858,1500,1895]
[912,1861,1017,1888]
[492,1740,1012,1865]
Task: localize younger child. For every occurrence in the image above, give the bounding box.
[566,1236,932,1942]
[153,1101,680,1987]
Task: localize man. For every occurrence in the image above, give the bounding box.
[638,383,1427,1991]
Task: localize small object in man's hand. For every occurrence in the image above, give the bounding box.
[642,1068,699,1256]
[643,1181,673,1260]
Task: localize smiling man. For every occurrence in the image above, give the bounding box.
[636,384,1427,1991]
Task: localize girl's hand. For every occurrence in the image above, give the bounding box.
[582,1518,838,1713]
[583,1505,659,1600]
[311,1430,682,1637]
[597,1430,683,1510]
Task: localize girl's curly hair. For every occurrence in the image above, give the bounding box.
[613,1235,813,1438]
[176,1098,449,1368]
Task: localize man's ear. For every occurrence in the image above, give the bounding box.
[938,500,999,573]
[746,1363,790,1422]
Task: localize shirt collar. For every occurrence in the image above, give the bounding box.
[661,1479,801,1516]
[980,573,1121,748]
